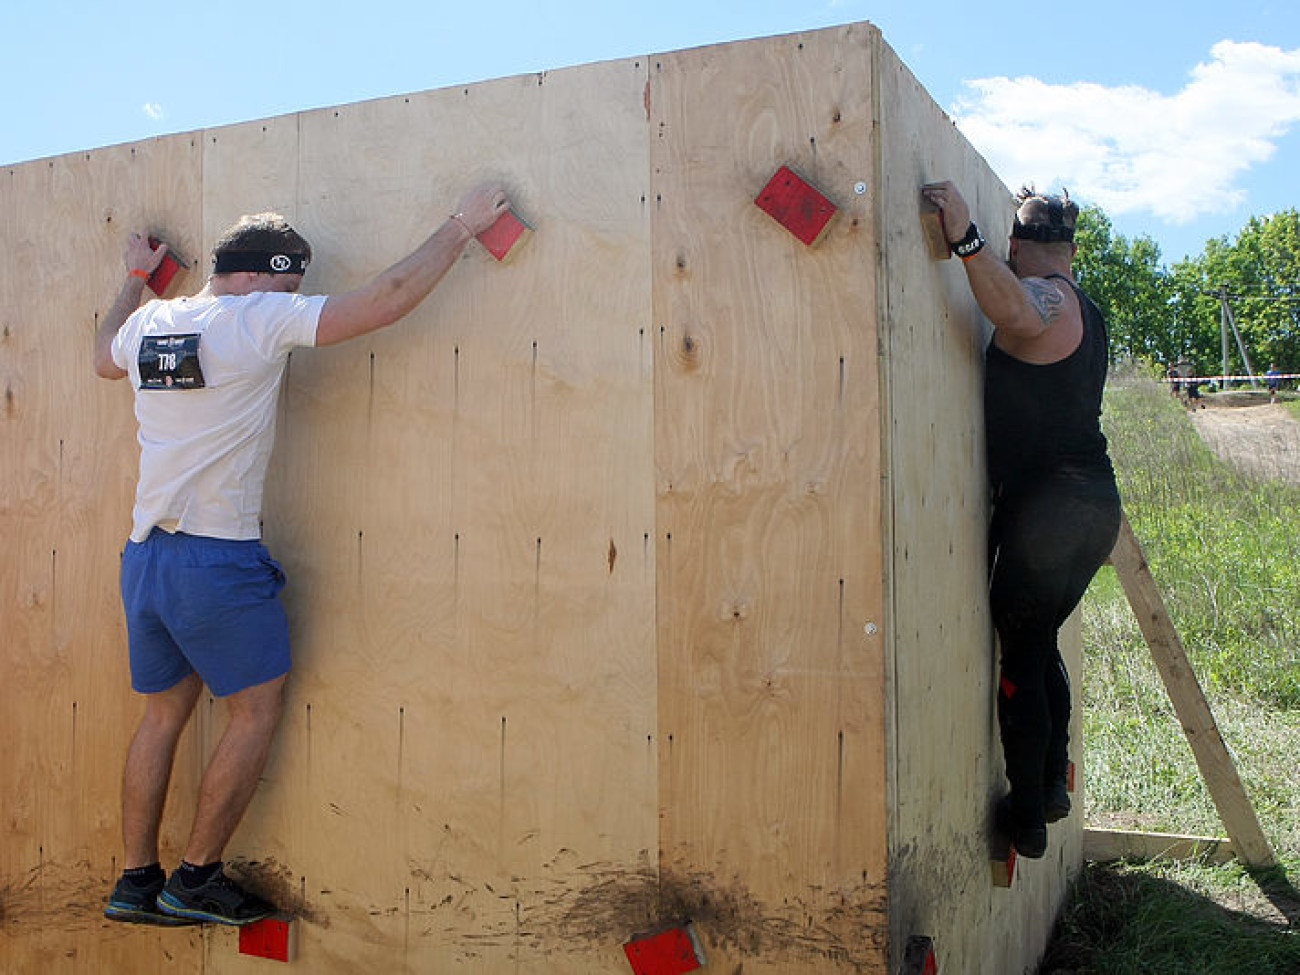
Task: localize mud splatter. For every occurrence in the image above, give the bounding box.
[401,850,887,969]
[1,859,106,931]
[227,857,328,927]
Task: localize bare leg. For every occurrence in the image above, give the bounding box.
[182,674,287,865]
[122,673,204,869]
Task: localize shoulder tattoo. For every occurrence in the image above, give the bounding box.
[1023,278,1066,326]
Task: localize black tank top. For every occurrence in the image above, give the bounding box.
[983,274,1115,496]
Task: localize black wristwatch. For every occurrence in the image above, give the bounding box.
[950,223,985,260]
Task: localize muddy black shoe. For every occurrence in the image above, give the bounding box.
[996,796,1048,859]
[1044,779,1072,824]
[105,873,199,926]
[157,866,275,925]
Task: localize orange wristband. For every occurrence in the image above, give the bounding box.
[129,268,151,280]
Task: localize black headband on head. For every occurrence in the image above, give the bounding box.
[1011,218,1075,243]
[212,251,310,274]
[1013,196,1074,243]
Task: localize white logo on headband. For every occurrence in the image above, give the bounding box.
[270,254,292,272]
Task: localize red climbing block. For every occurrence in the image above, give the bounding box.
[754,165,838,246]
[239,916,293,962]
[147,236,188,296]
[903,935,939,975]
[622,923,705,975]
[477,209,532,262]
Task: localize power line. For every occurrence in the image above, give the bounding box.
[1199,289,1300,303]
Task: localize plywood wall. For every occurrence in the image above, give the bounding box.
[0,138,208,973]
[208,57,660,974]
[1,22,1073,975]
[874,42,1084,975]
[651,25,888,972]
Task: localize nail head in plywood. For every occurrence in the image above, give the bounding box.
[754,165,837,246]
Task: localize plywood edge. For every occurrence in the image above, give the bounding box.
[1082,827,1236,865]
[866,23,902,838]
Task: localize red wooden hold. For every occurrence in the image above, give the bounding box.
[239,916,293,963]
[754,165,838,245]
[623,924,705,975]
[147,236,186,296]
[476,209,532,262]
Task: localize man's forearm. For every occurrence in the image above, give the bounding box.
[314,217,474,347]
[94,273,147,379]
[314,181,509,348]
[366,218,474,325]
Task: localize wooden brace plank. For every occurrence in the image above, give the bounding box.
[1108,512,1275,868]
[1083,827,1235,866]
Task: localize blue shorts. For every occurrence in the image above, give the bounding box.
[121,529,292,697]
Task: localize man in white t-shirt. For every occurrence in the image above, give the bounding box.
[94,183,509,926]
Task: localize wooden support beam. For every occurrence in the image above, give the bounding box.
[1083,828,1235,866]
[1108,512,1275,868]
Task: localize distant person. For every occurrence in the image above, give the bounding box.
[94,183,510,925]
[1266,363,1281,404]
[1167,364,1186,404]
[921,180,1121,859]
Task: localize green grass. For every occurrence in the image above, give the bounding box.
[1043,377,1300,973]
[1042,860,1300,974]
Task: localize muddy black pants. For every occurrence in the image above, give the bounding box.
[989,475,1120,828]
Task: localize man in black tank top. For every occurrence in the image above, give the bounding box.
[922,181,1121,859]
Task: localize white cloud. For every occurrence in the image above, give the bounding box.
[951,41,1300,223]
[143,102,164,121]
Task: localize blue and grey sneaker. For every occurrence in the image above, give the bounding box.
[105,873,199,926]
[157,866,275,926]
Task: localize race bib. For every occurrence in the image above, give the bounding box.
[139,334,205,390]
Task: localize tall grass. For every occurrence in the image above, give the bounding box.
[1083,378,1300,843]
[1043,378,1300,973]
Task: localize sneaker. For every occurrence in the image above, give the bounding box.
[1044,779,1072,824]
[996,796,1048,859]
[105,873,199,926]
[157,866,276,926]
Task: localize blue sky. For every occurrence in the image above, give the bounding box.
[3,1,1297,264]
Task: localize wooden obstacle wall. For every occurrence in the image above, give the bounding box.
[874,54,1084,971]
[0,23,1076,974]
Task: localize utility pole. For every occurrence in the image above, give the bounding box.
[1212,287,1258,390]
[1220,287,1230,389]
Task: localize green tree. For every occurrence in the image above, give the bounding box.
[1162,258,1222,374]
[1074,206,1300,379]
[1196,210,1300,374]
[1072,206,1172,365]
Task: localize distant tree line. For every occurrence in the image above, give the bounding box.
[1070,206,1300,379]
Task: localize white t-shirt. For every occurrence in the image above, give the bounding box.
[112,291,326,542]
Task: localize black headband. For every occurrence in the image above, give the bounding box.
[1012,197,1074,243]
[1012,220,1075,243]
[212,251,310,274]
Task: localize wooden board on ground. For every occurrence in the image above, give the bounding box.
[1083,828,1236,866]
